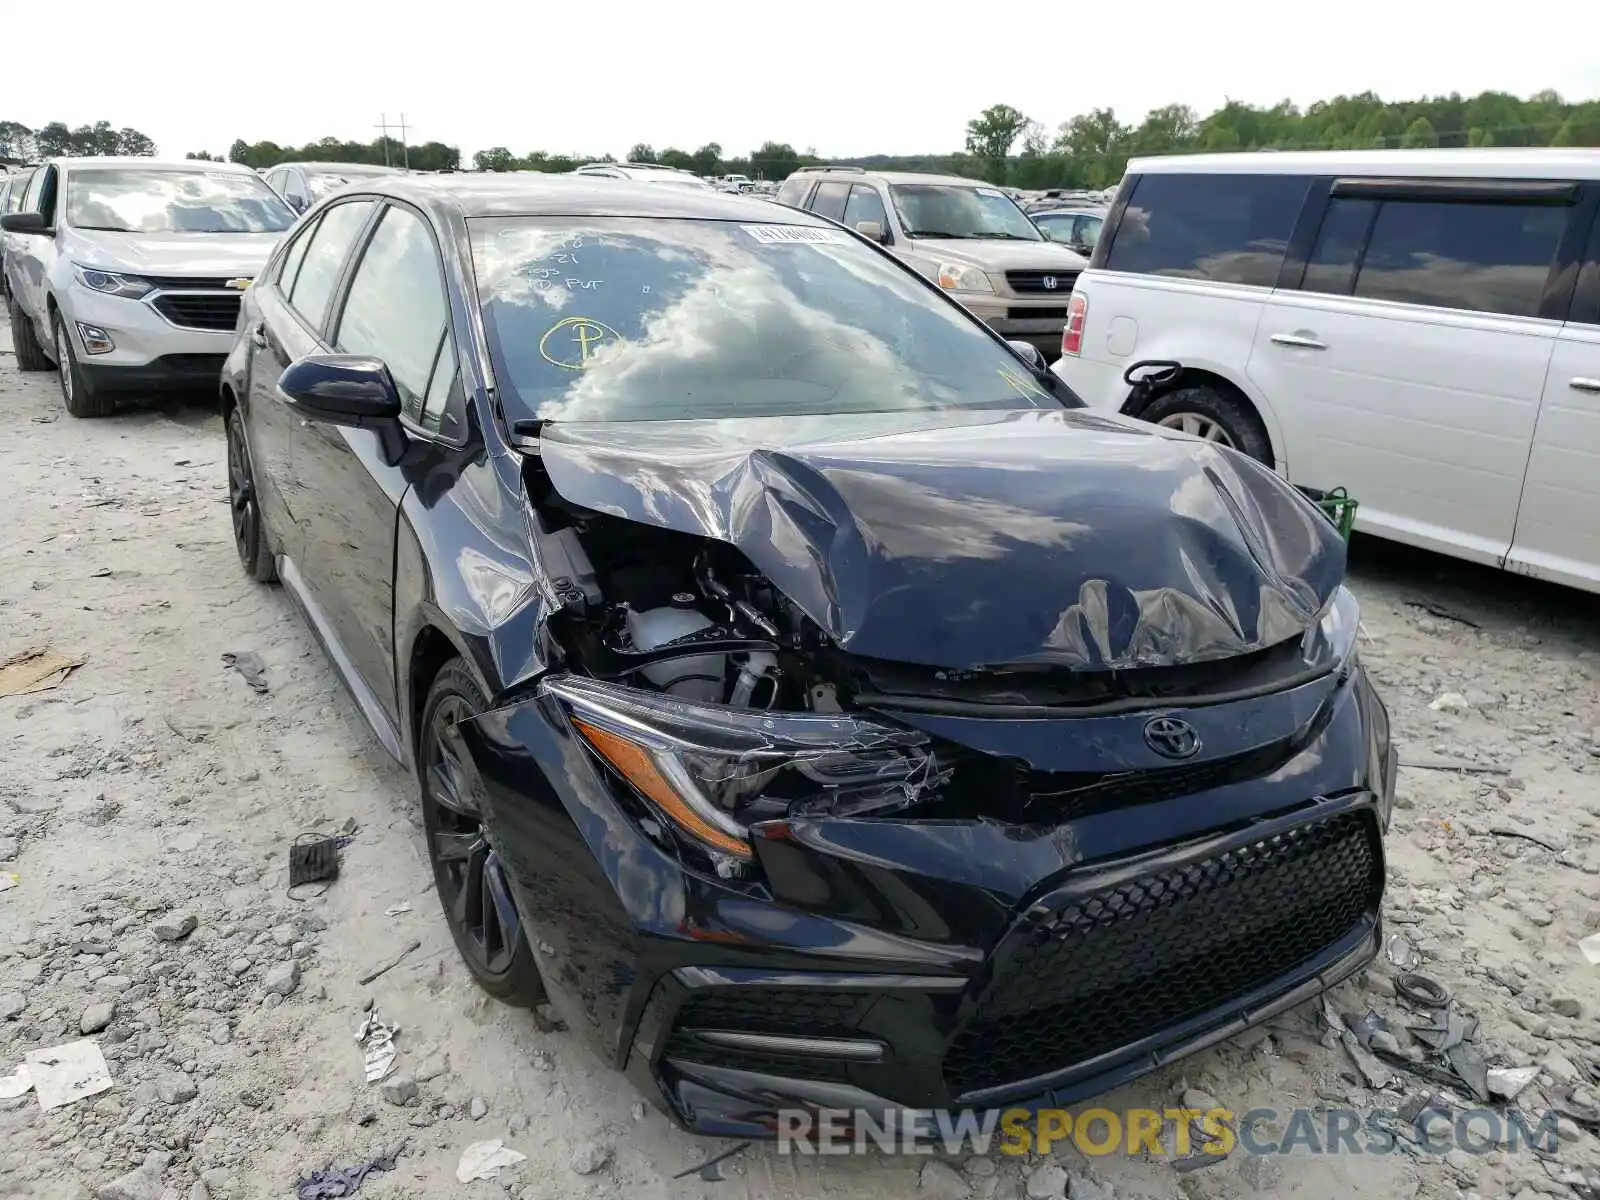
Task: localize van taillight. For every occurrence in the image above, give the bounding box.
[1062,293,1087,356]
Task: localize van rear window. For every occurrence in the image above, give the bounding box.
[1103,173,1310,288]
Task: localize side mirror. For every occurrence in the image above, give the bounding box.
[1007,340,1047,371]
[286,195,307,214]
[278,354,408,464]
[1,212,49,235]
[854,220,888,244]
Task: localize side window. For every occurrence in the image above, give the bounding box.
[1574,216,1600,327]
[809,181,851,222]
[1302,198,1377,296]
[283,171,310,210]
[1104,173,1309,288]
[842,185,890,233]
[422,336,464,437]
[288,200,376,331]
[275,214,319,293]
[775,176,813,208]
[1350,199,1566,319]
[333,205,449,420]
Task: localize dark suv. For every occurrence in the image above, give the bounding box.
[220,172,1393,1135]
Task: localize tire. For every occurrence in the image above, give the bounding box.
[419,659,547,1006]
[7,295,50,372]
[1139,384,1273,466]
[226,406,278,583]
[52,313,115,418]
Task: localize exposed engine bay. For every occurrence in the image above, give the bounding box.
[528,485,1346,720]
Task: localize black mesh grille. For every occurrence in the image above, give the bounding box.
[1006,307,1070,320]
[943,809,1382,1097]
[145,275,237,290]
[152,293,242,332]
[1006,269,1079,295]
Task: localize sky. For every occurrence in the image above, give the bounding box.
[11,0,1600,162]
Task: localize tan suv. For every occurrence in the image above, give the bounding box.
[776,166,1089,359]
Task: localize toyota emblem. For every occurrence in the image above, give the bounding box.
[1143,716,1201,760]
[1042,275,1059,290]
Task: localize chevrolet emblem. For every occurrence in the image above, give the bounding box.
[224,278,253,290]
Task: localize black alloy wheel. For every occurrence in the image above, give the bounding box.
[420,660,546,1005]
[226,407,276,583]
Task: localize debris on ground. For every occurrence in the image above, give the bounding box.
[289,833,347,890]
[25,1038,113,1109]
[358,938,422,986]
[0,646,85,696]
[357,1008,400,1083]
[295,1141,406,1200]
[455,1140,526,1182]
[220,649,269,693]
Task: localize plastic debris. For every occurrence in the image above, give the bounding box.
[221,650,269,694]
[289,834,344,889]
[1385,934,1418,970]
[25,1039,112,1109]
[383,902,412,917]
[356,1009,400,1084]
[1579,933,1600,966]
[1445,1042,1490,1102]
[0,1063,32,1100]
[1487,1065,1541,1101]
[0,647,85,697]
[296,1141,406,1200]
[456,1140,526,1183]
[1394,972,1450,1008]
[1342,1032,1400,1090]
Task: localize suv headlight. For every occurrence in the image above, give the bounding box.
[73,266,154,300]
[546,676,943,872]
[935,262,993,293]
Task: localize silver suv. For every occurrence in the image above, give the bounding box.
[776,166,1089,359]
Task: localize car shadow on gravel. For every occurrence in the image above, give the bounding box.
[1346,533,1600,653]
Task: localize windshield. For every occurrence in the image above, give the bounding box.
[66,169,295,234]
[469,217,1067,423]
[889,183,1043,241]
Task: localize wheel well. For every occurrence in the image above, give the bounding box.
[1123,367,1276,469]
[220,382,238,419]
[408,625,459,761]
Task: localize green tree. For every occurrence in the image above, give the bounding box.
[228,139,251,165]
[1399,116,1439,148]
[689,142,723,177]
[627,143,657,164]
[35,122,74,157]
[965,103,1030,183]
[474,146,516,172]
[658,147,694,171]
[115,128,156,156]
[185,151,219,161]
[749,141,801,180]
[0,121,34,161]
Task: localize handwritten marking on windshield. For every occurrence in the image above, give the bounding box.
[539,317,621,370]
[997,365,1051,403]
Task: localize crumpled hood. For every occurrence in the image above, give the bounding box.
[912,238,1089,273]
[66,229,282,278]
[537,409,1346,671]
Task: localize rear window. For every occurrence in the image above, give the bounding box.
[775,176,813,207]
[1302,196,1566,319]
[1104,172,1310,288]
[468,217,1071,423]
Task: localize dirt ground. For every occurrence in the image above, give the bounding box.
[2,323,1600,1200]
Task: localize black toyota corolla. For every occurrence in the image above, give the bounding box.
[220,174,1394,1136]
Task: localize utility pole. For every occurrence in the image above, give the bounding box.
[374,114,412,169]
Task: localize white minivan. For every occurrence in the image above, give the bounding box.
[1052,148,1600,595]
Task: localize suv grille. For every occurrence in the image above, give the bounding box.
[1005,269,1079,295]
[942,809,1383,1097]
[152,293,242,332]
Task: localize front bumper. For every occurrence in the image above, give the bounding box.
[459,661,1393,1136]
[60,284,239,380]
[956,294,1070,359]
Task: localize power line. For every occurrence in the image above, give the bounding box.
[373,113,411,169]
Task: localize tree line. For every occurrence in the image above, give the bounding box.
[469,140,809,180]
[0,119,155,162]
[960,90,1600,189]
[214,136,461,172]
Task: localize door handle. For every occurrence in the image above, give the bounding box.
[1270,333,1327,350]
[1570,377,1600,394]
[250,323,269,349]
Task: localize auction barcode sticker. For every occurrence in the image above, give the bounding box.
[742,224,849,245]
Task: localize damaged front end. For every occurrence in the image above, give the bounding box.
[455,411,1395,1135]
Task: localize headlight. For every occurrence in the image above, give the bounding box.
[73,266,154,300]
[1301,585,1361,672]
[546,676,942,870]
[935,262,993,293]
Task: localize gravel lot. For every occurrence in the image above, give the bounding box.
[3,323,1600,1200]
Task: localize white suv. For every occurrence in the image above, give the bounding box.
[1052,148,1600,595]
[1,157,296,417]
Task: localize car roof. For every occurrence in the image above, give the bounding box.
[791,167,998,188]
[1128,147,1600,181]
[355,173,837,223]
[279,162,402,174]
[51,157,263,176]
